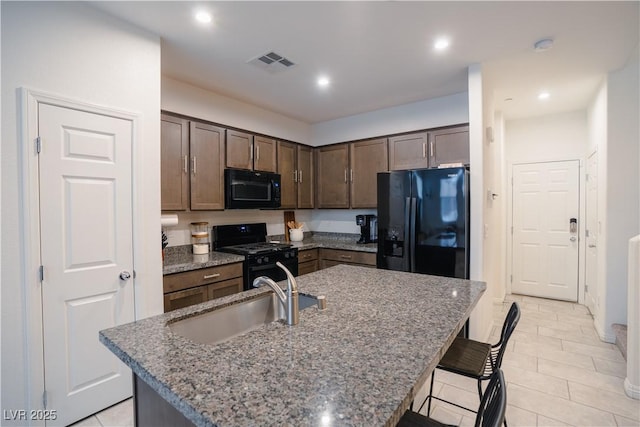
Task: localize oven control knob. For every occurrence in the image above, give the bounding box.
[264,256,269,263]
[256,258,262,264]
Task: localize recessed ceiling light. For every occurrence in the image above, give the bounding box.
[195,11,212,24]
[534,38,554,52]
[317,76,330,88]
[538,92,550,100]
[434,37,450,51]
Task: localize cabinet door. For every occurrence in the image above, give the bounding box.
[190,122,225,210]
[429,126,469,167]
[317,144,349,208]
[161,114,189,210]
[389,132,429,171]
[254,136,277,172]
[226,130,253,170]
[163,285,208,312]
[277,141,297,209]
[208,277,243,300]
[297,145,314,209]
[350,138,388,208]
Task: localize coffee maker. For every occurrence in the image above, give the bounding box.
[356,214,377,244]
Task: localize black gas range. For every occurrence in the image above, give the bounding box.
[212,223,298,291]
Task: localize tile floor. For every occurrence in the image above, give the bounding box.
[72,295,639,427]
[413,294,640,427]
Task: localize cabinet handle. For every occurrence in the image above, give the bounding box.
[350,169,354,182]
[344,169,348,183]
[183,155,188,173]
[192,157,197,175]
[294,170,298,183]
[339,255,352,260]
[299,170,303,183]
[250,146,254,160]
[422,142,426,158]
[256,146,260,161]
[203,273,221,280]
[430,140,434,158]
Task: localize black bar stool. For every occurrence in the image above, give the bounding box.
[397,369,507,427]
[417,302,520,426]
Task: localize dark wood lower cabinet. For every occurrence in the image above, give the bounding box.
[163,262,243,312]
[319,248,376,268]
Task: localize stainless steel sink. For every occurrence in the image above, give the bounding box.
[169,293,318,345]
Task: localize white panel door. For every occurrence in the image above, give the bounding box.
[38,103,134,426]
[585,152,598,314]
[512,160,579,301]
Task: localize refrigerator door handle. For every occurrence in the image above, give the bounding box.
[409,197,417,272]
[404,197,412,271]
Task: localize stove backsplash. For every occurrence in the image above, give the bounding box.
[161,209,374,247]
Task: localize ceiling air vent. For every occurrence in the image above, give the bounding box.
[248,51,296,73]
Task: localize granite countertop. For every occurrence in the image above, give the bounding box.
[163,233,377,276]
[289,233,378,253]
[163,248,244,275]
[101,265,486,427]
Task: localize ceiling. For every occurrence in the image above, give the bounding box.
[93,1,639,124]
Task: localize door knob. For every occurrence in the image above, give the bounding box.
[570,237,577,242]
[119,271,132,281]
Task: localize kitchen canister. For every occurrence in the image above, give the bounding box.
[191,222,210,254]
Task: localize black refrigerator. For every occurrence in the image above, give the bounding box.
[377,167,470,279]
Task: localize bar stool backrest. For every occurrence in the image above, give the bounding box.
[490,302,521,371]
[474,369,506,427]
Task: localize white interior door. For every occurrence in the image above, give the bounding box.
[584,152,598,314]
[511,160,580,301]
[38,102,135,426]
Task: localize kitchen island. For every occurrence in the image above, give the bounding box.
[100,265,486,427]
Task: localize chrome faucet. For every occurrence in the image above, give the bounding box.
[252,261,299,326]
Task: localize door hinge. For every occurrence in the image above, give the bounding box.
[511,226,513,234]
[36,136,42,154]
[586,229,590,237]
[42,390,48,409]
[510,275,513,283]
[39,265,44,282]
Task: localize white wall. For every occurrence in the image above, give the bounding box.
[162,76,311,144]
[587,80,608,337]
[505,111,588,162]
[602,53,640,341]
[468,64,492,341]
[504,110,589,306]
[310,92,469,146]
[1,2,162,419]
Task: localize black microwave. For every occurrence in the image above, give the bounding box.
[224,169,281,209]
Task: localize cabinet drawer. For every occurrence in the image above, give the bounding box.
[319,249,376,266]
[163,262,243,293]
[298,260,319,276]
[208,277,243,300]
[298,248,319,263]
[164,285,208,312]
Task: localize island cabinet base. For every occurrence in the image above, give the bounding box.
[134,375,196,427]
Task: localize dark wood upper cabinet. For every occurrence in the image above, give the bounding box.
[189,122,225,210]
[388,132,429,171]
[297,145,314,209]
[161,114,189,211]
[226,131,276,172]
[349,138,388,208]
[226,130,253,170]
[277,141,314,209]
[277,140,297,209]
[254,136,277,172]
[429,126,470,167]
[316,144,349,208]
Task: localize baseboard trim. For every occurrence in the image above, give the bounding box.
[624,378,640,400]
